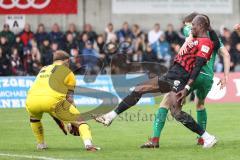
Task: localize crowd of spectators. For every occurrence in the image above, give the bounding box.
[0,22,240,76]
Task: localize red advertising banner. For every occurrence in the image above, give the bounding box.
[0,0,77,14]
[206,72,240,103]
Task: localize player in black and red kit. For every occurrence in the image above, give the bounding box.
[95,15,220,148]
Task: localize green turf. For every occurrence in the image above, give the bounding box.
[0,103,240,160]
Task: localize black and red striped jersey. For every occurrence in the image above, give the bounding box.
[174,37,214,73]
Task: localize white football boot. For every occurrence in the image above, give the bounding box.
[37,143,48,150]
[86,145,101,151]
[202,132,217,149]
[95,111,117,126]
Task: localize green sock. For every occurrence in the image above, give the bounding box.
[197,108,207,130]
[152,107,168,138]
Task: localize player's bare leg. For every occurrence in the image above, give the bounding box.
[169,92,217,148]
[95,76,172,126]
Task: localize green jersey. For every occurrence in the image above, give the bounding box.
[183,25,224,78]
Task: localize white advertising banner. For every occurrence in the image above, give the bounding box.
[206,73,240,103]
[5,15,25,33]
[112,0,233,14]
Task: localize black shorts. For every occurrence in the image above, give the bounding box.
[158,63,190,92]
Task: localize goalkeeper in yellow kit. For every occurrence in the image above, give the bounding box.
[26,50,100,151]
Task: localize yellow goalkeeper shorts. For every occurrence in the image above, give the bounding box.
[26,95,80,122]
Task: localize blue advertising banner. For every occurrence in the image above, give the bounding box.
[0,75,155,108]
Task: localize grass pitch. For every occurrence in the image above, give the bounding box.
[0,103,239,160]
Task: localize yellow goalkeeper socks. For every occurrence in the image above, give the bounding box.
[79,123,92,146]
[30,121,44,144]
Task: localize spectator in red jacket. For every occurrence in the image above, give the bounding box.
[19,24,34,46]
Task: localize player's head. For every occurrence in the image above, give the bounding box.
[191,15,209,37]
[183,12,199,24]
[53,50,70,67]
[182,12,199,37]
[200,14,221,51]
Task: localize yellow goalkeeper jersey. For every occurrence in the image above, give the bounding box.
[27,62,76,99]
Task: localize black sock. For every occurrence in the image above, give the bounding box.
[114,91,142,115]
[175,111,205,136]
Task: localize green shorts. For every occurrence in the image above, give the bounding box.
[189,73,213,100]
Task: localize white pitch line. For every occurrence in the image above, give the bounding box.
[0,153,65,160]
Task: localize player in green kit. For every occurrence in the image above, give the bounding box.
[141,13,231,148]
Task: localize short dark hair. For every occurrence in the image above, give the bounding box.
[53,50,70,61]
[183,12,199,24]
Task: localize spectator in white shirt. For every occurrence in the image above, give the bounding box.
[148,23,164,44]
[105,23,117,43]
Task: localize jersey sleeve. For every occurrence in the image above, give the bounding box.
[219,37,224,49]
[195,39,213,60]
[64,71,76,91]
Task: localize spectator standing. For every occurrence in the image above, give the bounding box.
[230,42,240,71]
[78,32,89,54]
[49,42,58,55]
[0,36,11,59]
[64,32,78,55]
[13,35,24,61]
[49,23,64,49]
[105,23,117,43]
[0,47,11,76]
[23,40,41,75]
[230,27,240,50]
[43,42,58,65]
[116,22,134,42]
[165,24,181,45]
[66,23,79,41]
[95,34,108,67]
[132,24,144,40]
[132,24,146,54]
[142,45,157,62]
[39,38,52,66]
[83,24,97,42]
[34,24,49,45]
[95,34,105,56]
[0,24,15,47]
[82,40,100,74]
[70,49,82,74]
[148,23,164,44]
[220,27,232,45]
[10,47,25,76]
[151,34,172,67]
[19,24,34,46]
